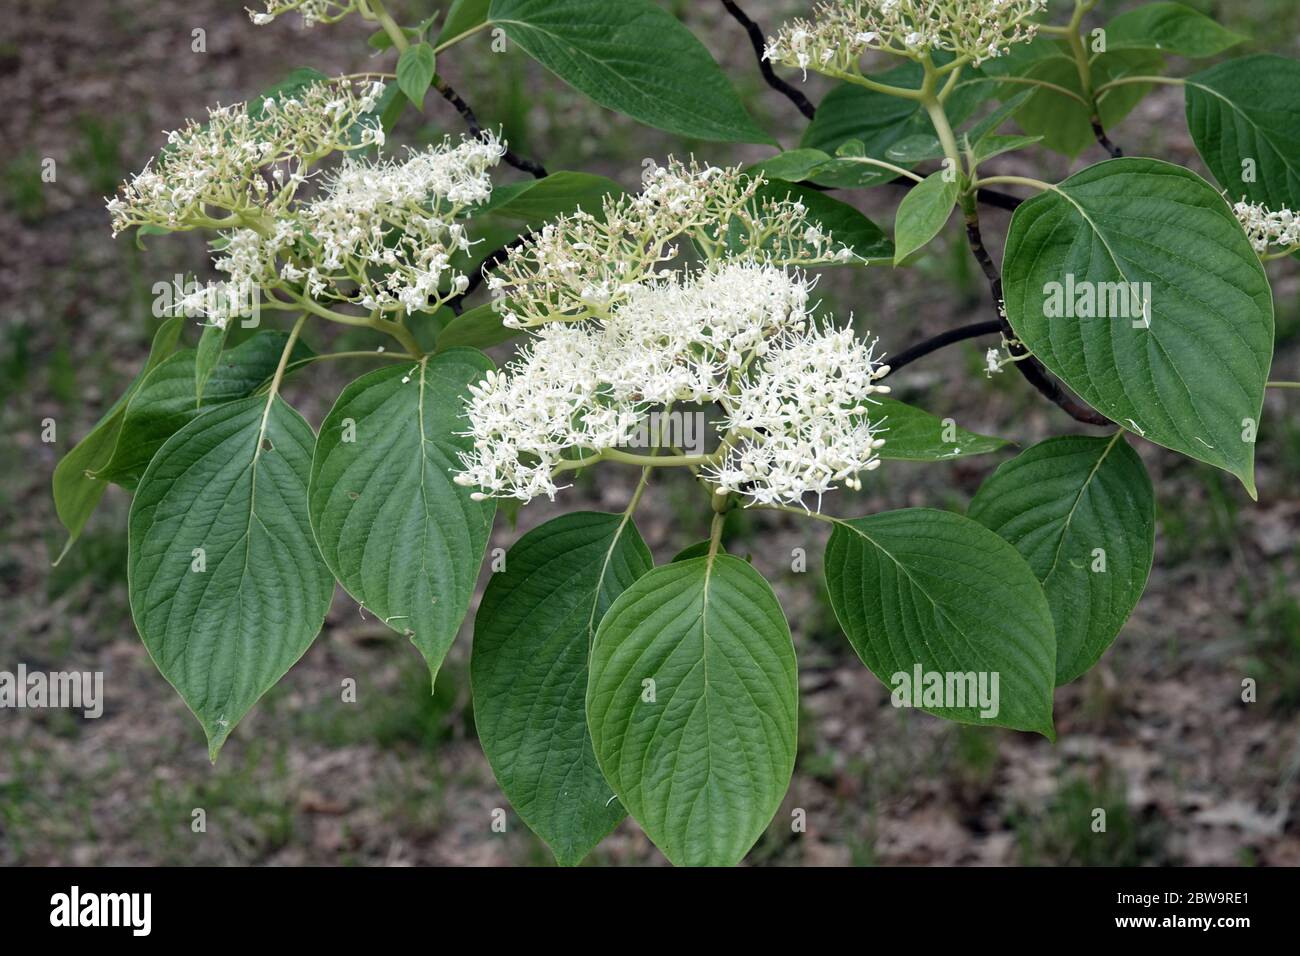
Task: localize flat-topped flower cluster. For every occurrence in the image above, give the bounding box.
[765,0,1048,75]
[108,77,506,327]
[1233,199,1300,255]
[247,0,358,27]
[455,161,890,508]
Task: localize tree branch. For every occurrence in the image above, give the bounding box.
[718,0,817,120]
[434,77,548,179]
[879,320,1002,378]
[1090,117,1123,158]
[964,212,1113,426]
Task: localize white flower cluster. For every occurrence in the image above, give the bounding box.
[188,134,503,327]
[765,0,1047,75]
[455,261,890,507]
[107,79,386,236]
[247,0,357,27]
[1233,198,1300,254]
[107,67,508,329]
[486,159,857,329]
[709,327,888,505]
[292,135,505,313]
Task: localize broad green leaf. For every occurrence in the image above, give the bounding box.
[128,395,333,759]
[745,148,835,184]
[194,322,229,405]
[1184,54,1300,210]
[751,180,893,263]
[989,44,1164,157]
[969,434,1155,685]
[95,331,311,489]
[893,170,957,263]
[801,61,992,187]
[669,540,719,563]
[1001,158,1274,496]
[970,132,1042,166]
[884,133,944,163]
[472,512,652,866]
[479,171,623,221]
[587,555,797,866]
[456,172,625,280]
[487,0,772,144]
[965,89,1035,149]
[308,350,496,682]
[823,508,1056,736]
[396,42,436,109]
[438,0,490,44]
[436,302,520,352]
[1105,3,1245,58]
[872,397,1010,460]
[368,26,421,50]
[52,317,183,563]
[375,81,408,132]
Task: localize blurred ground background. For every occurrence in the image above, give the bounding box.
[2,0,1299,866]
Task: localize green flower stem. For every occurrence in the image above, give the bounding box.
[991,74,1089,106]
[1093,74,1185,102]
[841,155,925,183]
[433,20,491,55]
[828,68,923,101]
[274,289,423,356]
[363,0,410,52]
[1267,381,1300,389]
[971,174,1054,193]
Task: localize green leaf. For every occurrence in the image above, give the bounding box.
[587,555,797,866]
[872,397,1010,460]
[1001,158,1274,496]
[375,81,408,132]
[94,331,312,490]
[396,42,437,109]
[883,133,943,163]
[893,170,957,263]
[368,26,421,50]
[194,323,229,405]
[745,148,835,183]
[970,132,1042,166]
[969,434,1155,685]
[990,44,1164,157]
[823,508,1056,737]
[1105,2,1245,58]
[964,89,1035,148]
[128,395,334,759]
[800,61,992,187]
[52,317,184,563]
[438,0,490,44]
[1184,54,1300,210]
[456,172,625,280]
[479,170,623,221]
[436,301,520,352]
[751,180,893,263]
[487,0,772,144]
[669,540,718,563]
[472,512,652,866]
[308,350,496,682]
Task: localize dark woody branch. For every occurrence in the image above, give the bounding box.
[434,77,548,179]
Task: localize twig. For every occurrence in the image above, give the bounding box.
[434,77,548,179]
[887,177,1023,211]
[879,320,1003,378]
[718,0,816,120]
[1090,117,1123,158]
[443,235,532,313]
[964,213,1113,426]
